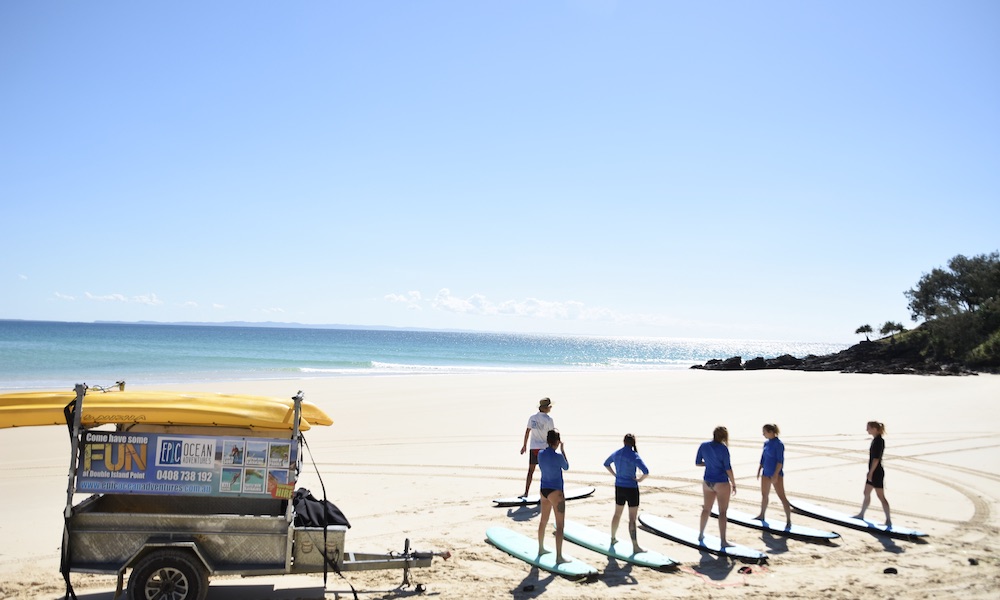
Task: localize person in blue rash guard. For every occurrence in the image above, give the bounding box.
[696,426,737,546]
[755,423,792,524]
[537,429,570,563]
[604,433,649,552]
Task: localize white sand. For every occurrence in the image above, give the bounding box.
[1,370,999,599]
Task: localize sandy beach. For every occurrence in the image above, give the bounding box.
[1,370,998,599]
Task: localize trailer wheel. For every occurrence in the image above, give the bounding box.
[127,549,209,600]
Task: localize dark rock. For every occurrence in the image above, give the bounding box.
[718,356,743,370]
[694,340,979,376]
[696,356,743,370]
[766,354,802,368]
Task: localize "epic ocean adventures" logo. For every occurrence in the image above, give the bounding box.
[155,437,216,467]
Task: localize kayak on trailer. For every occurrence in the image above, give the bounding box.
[0,389,333,430]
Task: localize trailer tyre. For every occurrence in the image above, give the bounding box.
[127,549,209,600]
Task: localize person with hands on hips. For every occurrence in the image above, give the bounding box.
[604,433,649,552]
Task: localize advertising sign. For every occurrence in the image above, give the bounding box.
[76,431,297,499]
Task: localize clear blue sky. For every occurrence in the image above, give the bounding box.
[2,1,997,342]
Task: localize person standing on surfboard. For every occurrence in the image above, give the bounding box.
[520,397,555,497]
[754,423,792,524]
[853,421,892,526]
[604,433,649,553]
[696,426,736,546]
[537,429,570,564]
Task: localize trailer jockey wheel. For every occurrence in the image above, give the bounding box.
[127,549,209,600]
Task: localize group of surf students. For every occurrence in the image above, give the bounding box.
[521,397,892,562]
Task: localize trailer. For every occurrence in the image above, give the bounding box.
[1,384,448,600]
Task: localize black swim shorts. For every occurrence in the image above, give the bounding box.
[615,486,640,507]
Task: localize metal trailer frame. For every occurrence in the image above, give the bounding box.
[58,385,447,600]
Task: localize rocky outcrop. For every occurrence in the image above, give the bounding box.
[691,341,977,375]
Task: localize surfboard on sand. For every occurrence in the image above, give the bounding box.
[638,513,767,562]
[711,509,840,540]
[486,527,598,578]
[560,520,679,569]
[790,499,927,540]
[493,486,596,507]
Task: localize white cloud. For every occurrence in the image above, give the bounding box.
[181,301,198,308]
[84,292,163,305]
[430,289,477,313]
[387,287,702,329]
[377,288,620,323]
[212,303,226,309]
[385,291,422,303]
[133,293,163,306]
[414,288,712,331]
[54,292,75,301]
[428,289,604,321]
[85,292,129,302]
[385,291,423,310]
[260,307,286,314]
[18,274,28,281]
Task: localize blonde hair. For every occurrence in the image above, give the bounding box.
[712,426,729,445]
[867,421,886,435]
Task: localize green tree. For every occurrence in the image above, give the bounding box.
[905,252,1000,321]
[879,321,905,340]
[855,324,873,342]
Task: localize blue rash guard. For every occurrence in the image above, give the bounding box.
[604,446,649,489]
[696,441,731,484]
[537,446,569,491]
[760,437,785,478]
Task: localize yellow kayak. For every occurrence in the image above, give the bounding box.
[0,390,333,431]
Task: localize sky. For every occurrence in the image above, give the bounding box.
[2,1,998,343]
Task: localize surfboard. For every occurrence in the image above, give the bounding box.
[486,526,598,578]
[638,513,767,562]
[789,499,927,540]
[711,509,840,540]
[493,486,596,507]
[0,390,333,431]
[560,520,679,569]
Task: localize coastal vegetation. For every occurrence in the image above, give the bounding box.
[699,251,1000,374]
[899,251,1000,370]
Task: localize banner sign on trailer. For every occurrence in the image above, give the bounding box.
[76,431,297,499]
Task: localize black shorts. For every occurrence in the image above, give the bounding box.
[541,488,558,499]
[615,486,640,507]
[529,449,540,465]
[867,466,885,489]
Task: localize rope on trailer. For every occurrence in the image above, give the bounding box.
[301,433,359,600]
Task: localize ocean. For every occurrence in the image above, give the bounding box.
[0,320,849,390]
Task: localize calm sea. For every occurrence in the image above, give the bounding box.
[0,320,849,390]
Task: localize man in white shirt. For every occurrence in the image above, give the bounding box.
[520,397,555,497]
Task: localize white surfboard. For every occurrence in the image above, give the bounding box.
[560,520,679,569]
[493,486,596,507]
[790,499,927,540]
[638,512,767,562]
[712,509,840,540]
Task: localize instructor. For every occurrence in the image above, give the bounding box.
[520,397,555,498]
